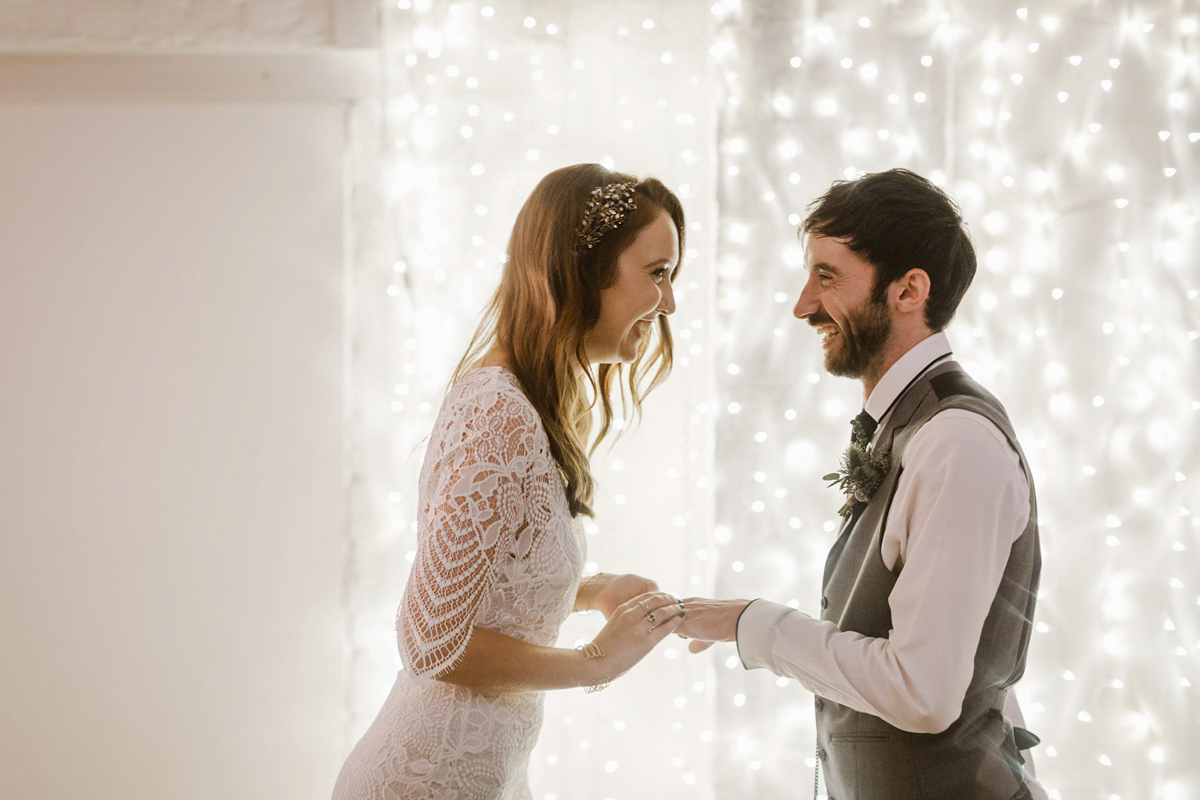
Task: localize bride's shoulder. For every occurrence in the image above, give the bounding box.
[441,366,537,426]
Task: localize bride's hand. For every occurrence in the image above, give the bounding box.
[585,591,685,684]
[589,573,660,619]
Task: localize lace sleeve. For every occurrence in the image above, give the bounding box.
[397,383,537,679]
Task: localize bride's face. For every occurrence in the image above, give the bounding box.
[586,210,679,365]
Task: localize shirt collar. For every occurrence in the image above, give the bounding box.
[863,331,953,424]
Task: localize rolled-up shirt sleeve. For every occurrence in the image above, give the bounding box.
[736,410,1030,734]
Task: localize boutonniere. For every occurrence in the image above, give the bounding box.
[823,418,891,518]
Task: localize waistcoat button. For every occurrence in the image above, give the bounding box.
[818,747,827,760]
[814,699,825,711]
[820,596,829,609]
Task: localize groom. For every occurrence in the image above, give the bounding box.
[679,169,1044,799]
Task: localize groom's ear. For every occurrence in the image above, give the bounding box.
[889,268,931,316]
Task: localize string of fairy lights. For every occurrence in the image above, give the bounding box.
[346,1,1200,798]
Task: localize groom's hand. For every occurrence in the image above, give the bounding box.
[676,598,751,653]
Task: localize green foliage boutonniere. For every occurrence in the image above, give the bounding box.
[823,417,891,518]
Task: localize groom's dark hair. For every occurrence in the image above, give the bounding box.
[802,168,976,331]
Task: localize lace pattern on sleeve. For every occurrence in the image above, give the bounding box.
[397,378,542,679]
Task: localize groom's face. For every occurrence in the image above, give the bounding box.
[794,235,892,379]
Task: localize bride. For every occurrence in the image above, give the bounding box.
[332,163,689,800]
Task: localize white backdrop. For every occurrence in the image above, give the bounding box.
[352,1,1200,799]
[0,103,350,800]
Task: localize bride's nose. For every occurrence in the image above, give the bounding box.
[657,280,677,316]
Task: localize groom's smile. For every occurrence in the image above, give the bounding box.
[816,324,840,350]
[794,235,893,380]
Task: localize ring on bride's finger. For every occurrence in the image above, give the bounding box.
[649,612,657,624]
[637,600,650,614]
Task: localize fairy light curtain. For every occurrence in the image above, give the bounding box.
[351,1,1200,798]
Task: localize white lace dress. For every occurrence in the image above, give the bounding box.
[332,367,586,800]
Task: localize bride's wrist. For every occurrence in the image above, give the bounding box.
[575,573,609,612]
[575,640,611,692]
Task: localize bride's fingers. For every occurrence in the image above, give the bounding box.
[688,639,715,653]
[647,610,687,641]
[628,590,682,607]
[638,595,686,630]
[648,603,685,631]
[623,592,683,620]
[648,596,686,614]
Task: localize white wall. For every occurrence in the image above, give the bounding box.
[0,4,377,798]
[0,102,349,800]
[0,0,376,49]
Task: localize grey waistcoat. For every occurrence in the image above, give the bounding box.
[816,361,1041,800]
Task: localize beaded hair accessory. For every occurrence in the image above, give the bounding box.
[575,181,638,251]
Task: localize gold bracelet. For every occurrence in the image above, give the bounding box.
[576,575,600,614]
[576,641,610,693]
[584,677,612,694]
[577,641,605,659]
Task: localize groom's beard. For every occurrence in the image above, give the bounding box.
[812,298,892,379]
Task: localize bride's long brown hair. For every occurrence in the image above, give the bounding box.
[451,164,685,517]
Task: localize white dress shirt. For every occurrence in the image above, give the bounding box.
[737,332,1045,791]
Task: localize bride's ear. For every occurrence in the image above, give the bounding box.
[890,268,930,315]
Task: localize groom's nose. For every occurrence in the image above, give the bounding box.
[793,279,818,320]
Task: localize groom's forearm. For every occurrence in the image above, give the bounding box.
[737,599,965,734]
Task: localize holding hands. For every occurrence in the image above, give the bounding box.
[572,574,750,691]
[574,573,686,690]
[583,591,687,690]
